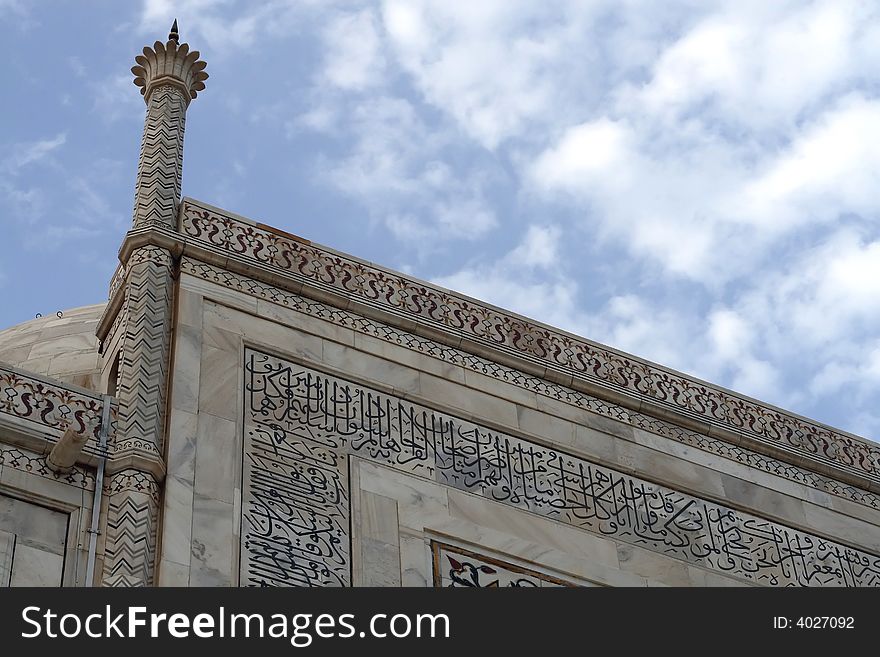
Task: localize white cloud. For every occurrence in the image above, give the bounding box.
[752,232,880,347]
[0,133,66,224]
[528,119,746,280]
[384,199,496,244]
[126,0,880,437]
[629,1,877,132]
[730,358,783,403]
[428,198,497,239]
[294,103,339,133]
[708,309,752,362]
[320,9,386,91]
[530,119,633,190]
[739,95,880,233]
[314,95,498,248]
[509,225,561,268]
[433,224,584,333]
[381,1,599,149]
[320,96,424,197]
[529,93,880,283]
[1,133,66,172]
[810,346,880,399]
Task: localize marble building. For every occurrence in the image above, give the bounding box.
[1,25,879,588]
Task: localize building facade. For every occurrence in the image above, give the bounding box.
[1,27,879,588]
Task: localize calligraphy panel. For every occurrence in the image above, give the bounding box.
[241,348,880,587]
[240,363,350,586]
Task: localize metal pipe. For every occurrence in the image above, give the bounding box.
[84,395,111,587]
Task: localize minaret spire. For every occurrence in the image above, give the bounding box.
[129,22,208,229]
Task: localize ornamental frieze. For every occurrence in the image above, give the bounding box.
[182,201,880,482]
[0,365,115,455]
[183,259,880,511]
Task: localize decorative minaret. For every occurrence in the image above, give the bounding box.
[130,19,207,229]
[100,22,207,587]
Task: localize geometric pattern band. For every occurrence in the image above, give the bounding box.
[101,469,161,587]
[114,245,174,458]
[103,80,190,585]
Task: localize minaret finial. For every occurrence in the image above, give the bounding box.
[131,21,208,105]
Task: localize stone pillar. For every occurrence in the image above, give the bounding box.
[102,23,207,587]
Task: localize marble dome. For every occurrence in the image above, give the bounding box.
[0,303,106,392]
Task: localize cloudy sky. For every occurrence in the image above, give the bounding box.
[1,1,878,440]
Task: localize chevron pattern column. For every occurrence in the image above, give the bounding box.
[131,84,187,229]
[114,245,174,461]
[101,23,208,587]
[103,470,161,587]
[130,23,207,230]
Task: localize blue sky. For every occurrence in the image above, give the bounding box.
[1,1,879,440]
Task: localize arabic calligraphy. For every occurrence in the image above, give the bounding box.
[241,348,880,587]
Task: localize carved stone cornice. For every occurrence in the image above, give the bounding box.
[98,199,880,491]
[175,199,879,484]
[180,258,880,509]
[104,451,166,481]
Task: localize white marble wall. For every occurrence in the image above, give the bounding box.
[0,440,97,587]
[157,271,880,587]
[351,459,658,586]
[0,493,69,586]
